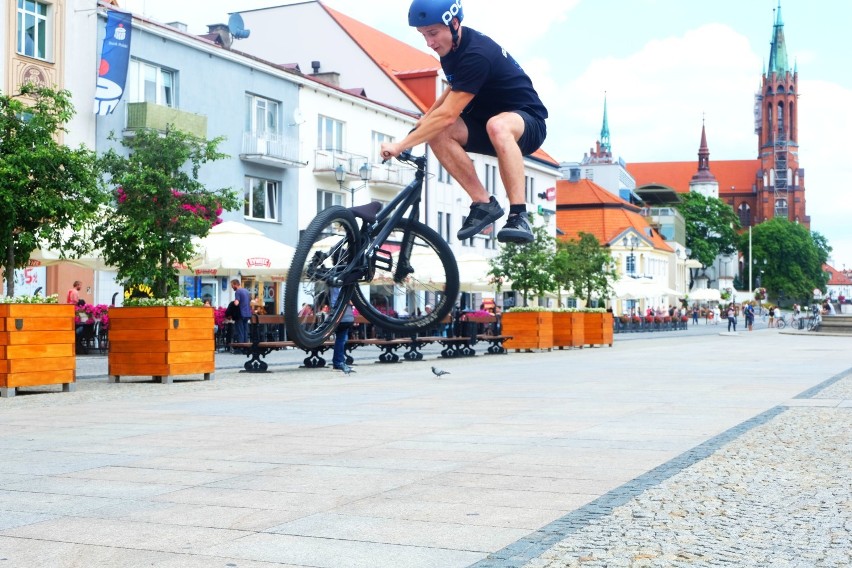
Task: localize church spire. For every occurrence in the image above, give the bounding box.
[691,117,717,185]
[768,0,790,75]
[600,92,611,153]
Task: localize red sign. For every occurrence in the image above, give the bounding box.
[545,187,556,201]
[246,257,272,268]
[194,269,218,276]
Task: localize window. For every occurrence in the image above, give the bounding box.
[317,190,344,213]
[437,212,444,240]
[438,164,453,185]
[525,175,535,203]
[445,213,452,244]
[128,59,175,106]
[245,94,280,137]
[485,164,497,195]
[17,0,50,60]
[626,254,636,274]
[774,199,788,218]
[245,177,280,221]
[372,131,394,161]
[317,115,344,151]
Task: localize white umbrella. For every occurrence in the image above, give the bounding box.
[28,248,113,271]
[689,288,722,302]
[182,221,295,277]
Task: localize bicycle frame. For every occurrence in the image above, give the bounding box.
[340,152,428,286]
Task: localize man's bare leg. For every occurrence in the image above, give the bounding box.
[486,112,527,206]
[427,118,490,203]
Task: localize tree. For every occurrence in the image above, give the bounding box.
[740,218,828,304]
[95,127,239,299]
[488,217,555,306]
[675,192,740,283]
[0,85,103,297]
[553,232,617,305]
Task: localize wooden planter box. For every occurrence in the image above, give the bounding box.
[1,304,76,398]
[584,312,614,347]
[502,311,553,351]
[108,306,215,383]
[553,311,584,349]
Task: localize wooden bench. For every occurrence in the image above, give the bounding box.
[231,314,333,372]
[463,314,512,355]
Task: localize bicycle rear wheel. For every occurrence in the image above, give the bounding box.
[776,319,786,329]
[285,206,360,349]
[353,219,459,334]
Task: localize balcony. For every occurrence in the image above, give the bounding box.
[124,102,207,138]
[240,132,306,169]
[313,149,414,188]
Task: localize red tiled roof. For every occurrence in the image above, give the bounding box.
[322,4,439,113]
[556,179,673,252]
[824,264,852,285]
[627,160,760,194]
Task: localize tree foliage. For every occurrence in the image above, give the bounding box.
[553,232,617,305]
[739,218,828,303]
[675,192,740,269]
[0,85,103,296]
[94,127,239,299]
[488,217,555,306]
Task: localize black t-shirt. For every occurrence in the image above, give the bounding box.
[441,27,548,123]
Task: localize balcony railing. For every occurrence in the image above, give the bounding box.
[240,132,305,168]
[312,149,415,188]
[125,102,207,138]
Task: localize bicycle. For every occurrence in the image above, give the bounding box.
[284,150,460,349]
[773,314,787,329]
[806,311,822,331]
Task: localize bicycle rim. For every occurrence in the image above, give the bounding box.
[285,206,359,349]
[353,219,459,334]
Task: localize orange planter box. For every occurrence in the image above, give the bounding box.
[1,304,76,398]
[553,311,585,349]
[583,312,614,347]
[107,306,215,383]
[502,311,554,351]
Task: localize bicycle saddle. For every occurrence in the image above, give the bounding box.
[349,202,382,223]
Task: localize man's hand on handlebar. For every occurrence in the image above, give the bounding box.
[380,141,404,162]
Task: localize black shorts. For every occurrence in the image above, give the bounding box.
[461,110,547,157]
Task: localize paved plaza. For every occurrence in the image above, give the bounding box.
[1,326,850,567]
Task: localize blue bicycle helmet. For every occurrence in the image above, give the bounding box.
[408,0,464,27]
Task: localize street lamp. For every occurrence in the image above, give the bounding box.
[622,236,639,275]
[335,162,372,207]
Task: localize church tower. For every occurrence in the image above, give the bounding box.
[689,120,719,198]
[753,1,808,227]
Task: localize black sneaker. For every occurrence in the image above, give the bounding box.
[497,213,534,244]
[457,197,504,240]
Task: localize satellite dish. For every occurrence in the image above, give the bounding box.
[228,13,250,40]
[291,108,305,126]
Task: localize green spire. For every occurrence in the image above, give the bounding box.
[600,92,611,153]
[768,0,790,75]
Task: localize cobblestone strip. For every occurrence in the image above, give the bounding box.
[472,370,852,568]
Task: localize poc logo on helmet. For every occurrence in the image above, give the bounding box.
[442,0,462,25]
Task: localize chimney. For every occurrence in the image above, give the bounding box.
[309,61,339,86]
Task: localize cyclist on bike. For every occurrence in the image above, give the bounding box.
[380,0,548,244]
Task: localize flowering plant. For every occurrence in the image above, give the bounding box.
[75,303,110,328]
[95,127,239,299]
[461,310,493,319]
[122,297,203,308]
[754,287,767,301]
[0,293,59,304]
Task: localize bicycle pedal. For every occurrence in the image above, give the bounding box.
[373,248,393,271]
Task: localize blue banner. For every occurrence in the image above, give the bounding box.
[94,10,132,116]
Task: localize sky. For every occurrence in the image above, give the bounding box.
[122,0,852,271]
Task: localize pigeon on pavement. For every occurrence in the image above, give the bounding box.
[431,366,450,377]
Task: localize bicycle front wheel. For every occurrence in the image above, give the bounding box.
[353,219,459,334]
[285,206,360,349]
[776,319,786,329]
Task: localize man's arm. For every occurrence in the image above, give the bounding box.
[381,90,474,159]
